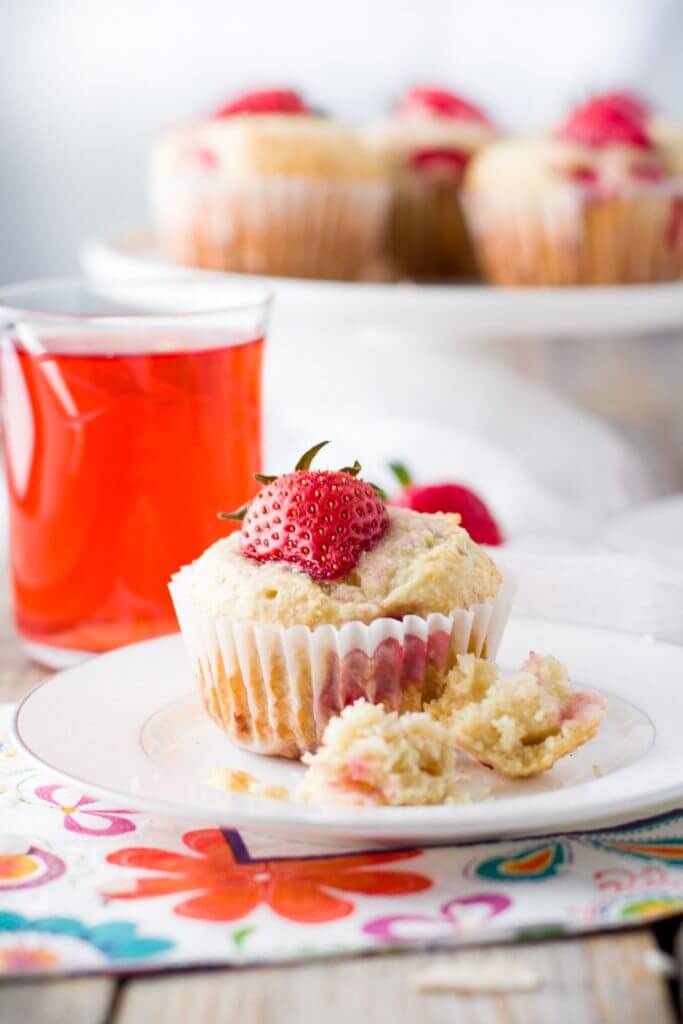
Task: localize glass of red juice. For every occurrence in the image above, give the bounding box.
[0,278,270,667]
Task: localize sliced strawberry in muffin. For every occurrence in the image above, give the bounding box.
[427,653,605,778]
[409,147,470,177]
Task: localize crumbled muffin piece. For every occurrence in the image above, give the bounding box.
[297,699,469,806]
[428,653,605,778]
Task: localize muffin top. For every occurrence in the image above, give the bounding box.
[152,95,383,183]
[465,135,665,197]
[370,115,496,163]
[466,94,668,198]
[182,506,502,628]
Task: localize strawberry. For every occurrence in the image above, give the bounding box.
[557,97,653,150]
[591,91,649,124]
[410,147,469,175]
[399,86,491,124]
[389,463,503,546]
[220,442,389,581]
[213,89,308,118]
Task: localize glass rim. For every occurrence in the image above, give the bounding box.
[0,275,273,326]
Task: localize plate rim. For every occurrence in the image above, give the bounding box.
[12,618,683,841]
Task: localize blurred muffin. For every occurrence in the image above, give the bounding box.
[368,86,498,279]
[464,94,683,285]
[149,88,389,280]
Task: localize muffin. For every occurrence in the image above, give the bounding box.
[464,94,683,285]
[149,88,389,280]
[170,443,512,758]
[368,86,498,279]
[569,92,683,253]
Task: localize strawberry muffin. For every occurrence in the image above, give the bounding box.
[149,88,388,279]
[170,443,512,758]
[368,86,498,278]
[464,93,683,285]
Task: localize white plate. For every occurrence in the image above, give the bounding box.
[13,618,683,845]
[82,232,683,340]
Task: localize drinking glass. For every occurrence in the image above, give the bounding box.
[0,278,270,667]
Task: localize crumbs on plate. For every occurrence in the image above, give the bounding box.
[298,653,605,806]
[208,767,289,801]
[205,652,605,810]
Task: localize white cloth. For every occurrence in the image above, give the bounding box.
[499,539,683,643]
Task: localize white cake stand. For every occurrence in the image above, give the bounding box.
[82,232,683,541]
[83,230,683,340]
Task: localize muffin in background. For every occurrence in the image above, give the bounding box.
[148,89,389,280]
[368,86,498,279]
[464,94,683,286]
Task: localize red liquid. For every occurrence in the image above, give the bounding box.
[2,334,263,652]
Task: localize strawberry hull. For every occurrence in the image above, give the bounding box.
[169,570,515,758]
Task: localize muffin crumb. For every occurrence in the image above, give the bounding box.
[410,958,541,994]
[208,767,289,801]
[428,653,605,777]
[298,699,473,806]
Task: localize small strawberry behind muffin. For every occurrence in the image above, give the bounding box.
[148,88,389,279]
[389,462,503,545]
[170,442,512,758]
[368,86,498,279]
[464,92,683,285]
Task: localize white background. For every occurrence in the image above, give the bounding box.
[2,0,683,282]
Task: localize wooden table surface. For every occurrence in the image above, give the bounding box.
[0,570,678,1024]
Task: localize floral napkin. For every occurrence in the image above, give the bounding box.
[1,702,682,977]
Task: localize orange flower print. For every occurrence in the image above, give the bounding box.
[105,829,430,924]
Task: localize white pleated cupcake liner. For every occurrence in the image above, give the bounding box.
[151,175,391,280]
[462,180,683,285]
[169,570,515,758]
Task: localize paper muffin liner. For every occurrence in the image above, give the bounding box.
[463,180,683,286]
[169,570,515,759]
[386,173,477,279]
[152,175,390,280]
